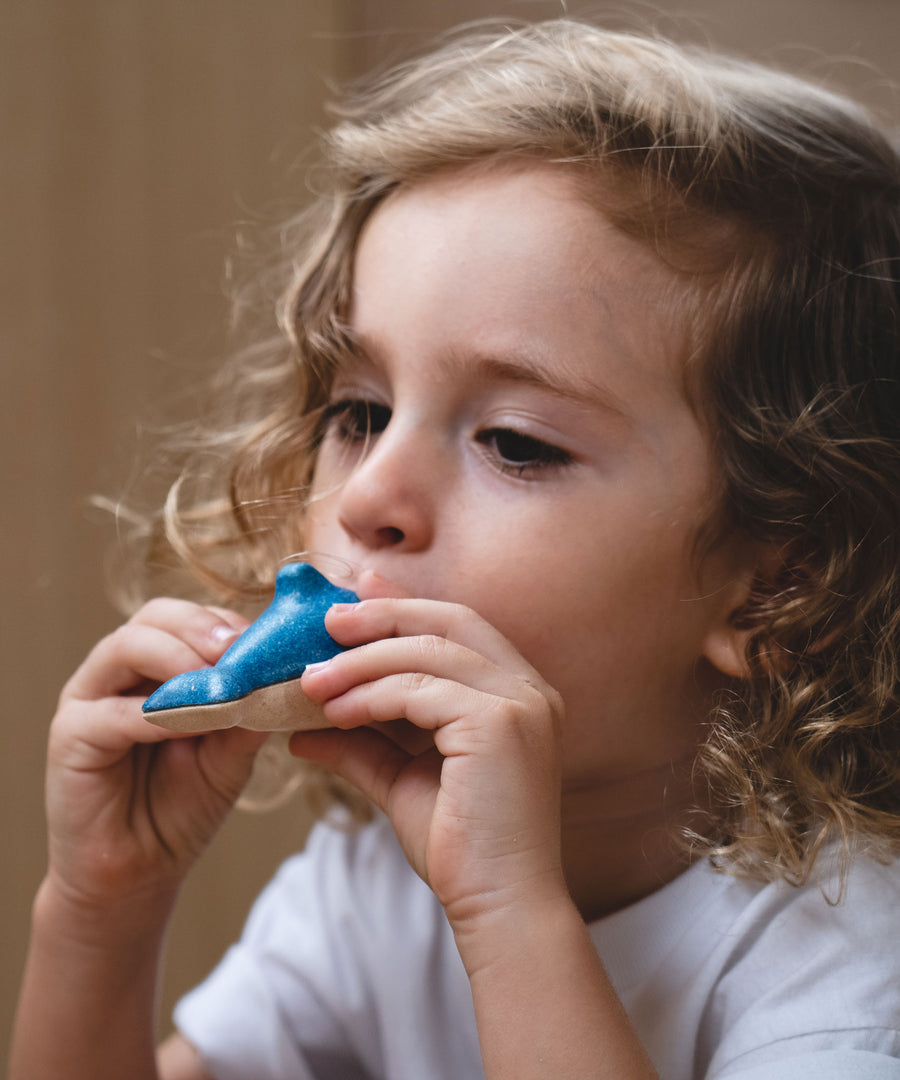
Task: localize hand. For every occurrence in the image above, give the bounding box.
[44,598,268,922]
[292,594,568,932]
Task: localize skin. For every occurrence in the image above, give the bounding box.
[10,164,755,1080]
[295,163,753,918]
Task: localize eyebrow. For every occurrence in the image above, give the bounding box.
[342,332,633,421]
[442,349,633,421]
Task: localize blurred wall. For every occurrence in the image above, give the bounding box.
[359,0,900,117]
[3,0,898,1062]
[1,0,362,1055]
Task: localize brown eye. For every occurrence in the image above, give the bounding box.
[476,428,572,474]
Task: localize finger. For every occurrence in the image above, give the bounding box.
[55,695,268,781]
[322,671,485,731]
[63,623,216,702]
[128,598,247,664]
[302,633,520,706]
[205,605,250,631]
[315,672,533,764]
[178,725,270,801]
[324,597,542,683]
[56,695,200,761]
[289,726,440,820]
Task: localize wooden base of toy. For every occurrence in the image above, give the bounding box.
[145,677,330,734]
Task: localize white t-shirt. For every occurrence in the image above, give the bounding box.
[175,815,900,1080]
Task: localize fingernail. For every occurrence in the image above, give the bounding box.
[303,660,330,675]
[329,603,355,614]
[211,624,241,644]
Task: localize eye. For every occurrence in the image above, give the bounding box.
[321,398,392,443]
[476,427,573,476]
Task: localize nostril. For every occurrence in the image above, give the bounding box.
[376,526,405,547]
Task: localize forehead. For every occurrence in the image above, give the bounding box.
[359,162,677,299]
[350,162,694,406]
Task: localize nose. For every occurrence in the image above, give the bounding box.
[336,423,437,552]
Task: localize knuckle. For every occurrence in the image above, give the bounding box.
[105,621,137,653]
[497,696,529,731]
[517,679,565,731]
[130,597,174,624]
[205,604,244,627]
[416,634,450,663]
[131,597,220,636]
[543,685,566,725]
[399,670,433,695]
[441,601,478,633]
[486,696,549,751]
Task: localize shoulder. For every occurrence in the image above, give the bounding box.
[707,851,900,979]
[698,852,900,1075]
[627,845,900,959]
[592,851,900,1079]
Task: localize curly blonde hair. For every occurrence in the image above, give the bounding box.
[128,19,900,880]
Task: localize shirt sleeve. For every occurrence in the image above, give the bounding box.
[716,1049,900,1079]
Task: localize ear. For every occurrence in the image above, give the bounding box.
[700,604,754,679]
[699,540,783,680]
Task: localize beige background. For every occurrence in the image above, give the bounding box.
[3,0,898,1061]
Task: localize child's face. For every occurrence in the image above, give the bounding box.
[306,164,750,788]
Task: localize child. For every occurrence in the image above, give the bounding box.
[10,17,900,1080]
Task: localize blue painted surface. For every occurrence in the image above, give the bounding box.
[142,563,358,713]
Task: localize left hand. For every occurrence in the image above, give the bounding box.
[291,594,568,932]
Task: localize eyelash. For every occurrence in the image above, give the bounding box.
[322,398,573,477]
[321,398,391,443]
[475,428,573,476]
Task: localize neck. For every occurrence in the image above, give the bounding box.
[560,761,701,923]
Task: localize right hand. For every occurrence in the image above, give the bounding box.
[43,598,268,921]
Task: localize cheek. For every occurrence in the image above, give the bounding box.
[309,436,352,490]
[302,464,345,546]
[476,521,708,696]
[307,431,364,505]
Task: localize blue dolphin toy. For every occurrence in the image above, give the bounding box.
[142,562,358,732]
